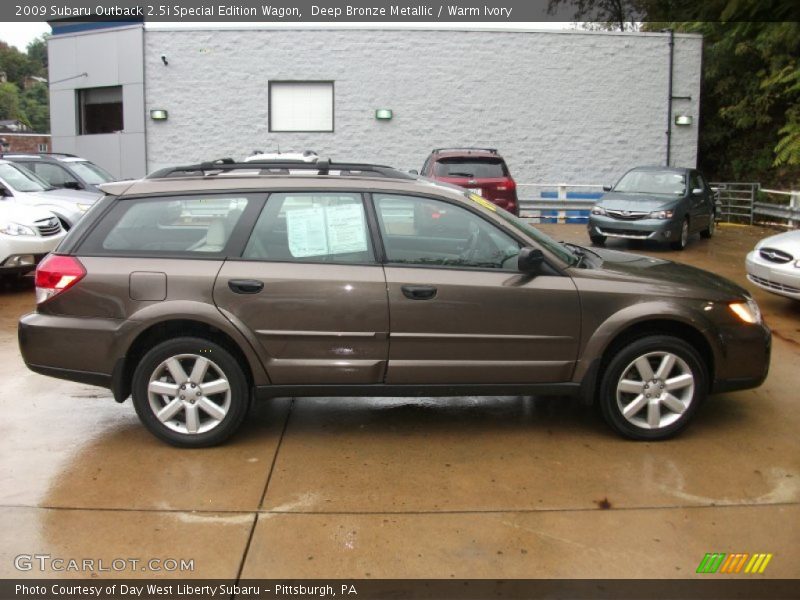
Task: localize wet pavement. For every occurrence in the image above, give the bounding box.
[0,223,798,579]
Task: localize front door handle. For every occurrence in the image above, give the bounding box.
[401,285,437,300]
[228,279,264,294]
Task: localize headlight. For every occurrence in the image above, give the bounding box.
[76,203,92,212]
[649,210,674,219]
[591,206,606,215]
[0,222,36,236]
[729,298,762,324]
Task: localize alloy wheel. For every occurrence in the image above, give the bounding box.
[615,351,695,430]
[147,354,231,434]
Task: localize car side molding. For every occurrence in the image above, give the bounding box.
[255,382,581,400]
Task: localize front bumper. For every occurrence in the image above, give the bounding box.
[712,320,771,394]
[0,232,66,272]
[745,251,800,300]
[588,215,679,242]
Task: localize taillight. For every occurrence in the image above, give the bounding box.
[35,254,86,304]
[496,179,517,192]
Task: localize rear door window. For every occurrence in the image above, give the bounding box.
[434,158,508,178]
[80,194,253,255]
[242,192,374,264]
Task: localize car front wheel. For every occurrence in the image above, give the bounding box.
[599,335,707,440]
[132,337,249,447]
[670,217,690,250]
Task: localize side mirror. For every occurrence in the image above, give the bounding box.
[408,169,419,175]
[518,247,545,275]
[691,187,704,196]
[602,185,612,192]
[63,181,83,190]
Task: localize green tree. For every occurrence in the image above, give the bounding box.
[26,34,49,76]
[0,41,34,88]
[0,81,23,122]
[20,83,49,132]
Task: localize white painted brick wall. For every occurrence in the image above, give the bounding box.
[144,28,702,185]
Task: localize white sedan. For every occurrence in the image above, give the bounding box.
[0,202,66,278]
[745,229,800,300]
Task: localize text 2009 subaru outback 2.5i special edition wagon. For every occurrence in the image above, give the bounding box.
[18,159,770,447]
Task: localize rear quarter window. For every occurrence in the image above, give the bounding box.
[78,194,255,256]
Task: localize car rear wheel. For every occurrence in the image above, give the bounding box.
[700,213,715,239]
[590,234,606,246]
[670,217,690,250]
[599,335,707,440]
[132,337,249,447]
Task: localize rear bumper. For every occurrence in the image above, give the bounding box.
[18,311,130,388]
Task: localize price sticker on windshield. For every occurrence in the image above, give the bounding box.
[468,193,497,212]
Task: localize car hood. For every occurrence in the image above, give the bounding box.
[597,192,680,212]
[754,229,800,254]
[0,201,58,226]
[592,247,748,300]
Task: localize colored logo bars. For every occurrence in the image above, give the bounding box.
[696,553,773,574]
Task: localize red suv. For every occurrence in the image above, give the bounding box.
[420,148,519,215]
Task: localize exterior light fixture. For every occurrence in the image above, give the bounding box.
[150,109,168,121]
[674,114,693,126]
[375,109,393,120]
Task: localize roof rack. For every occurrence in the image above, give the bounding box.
[147,157,415,180]
[0,151,78,158]
[432,147,498,154]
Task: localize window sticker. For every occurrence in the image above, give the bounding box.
[287,207,329,257]
[326,203,368,254]
[468,193,497,212]
[286,203,368,258]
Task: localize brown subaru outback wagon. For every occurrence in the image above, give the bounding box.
[18,159,770,447]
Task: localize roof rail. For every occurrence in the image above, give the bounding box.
[431,147,498,154]
[0,152,78,158]
[147,157,415,180]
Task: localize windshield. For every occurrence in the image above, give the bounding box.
[476,195,578,266]
[68,161,115,185]
[614,170,686,195]
[0,162,51,192]
[435,158,508,179]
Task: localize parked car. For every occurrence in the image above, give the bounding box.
[588,166,716,250]
[0,159,102,230]
[1,202,65,279]
[19,158,769,447]
[2,153,115,193]
[745,229,800,300]
[419,147,519,215]
[244,150,318,163]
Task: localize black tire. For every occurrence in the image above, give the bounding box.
[132,337,249,447]
[669,217,690,250]
[700,213,715,239]
[598,335,707,440]
[590,234,606,246]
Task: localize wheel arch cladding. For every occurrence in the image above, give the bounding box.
[113,319,255,403]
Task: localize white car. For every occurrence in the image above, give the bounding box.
[745,229,800,300]
[0,159,102,230]
[0,202,66,278]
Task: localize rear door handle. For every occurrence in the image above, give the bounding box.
[228,279,264,294]
[401,285,437,300]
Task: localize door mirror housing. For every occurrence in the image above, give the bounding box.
[408,169,419,175]
[518,247,545,274]
[603,185,612,192]
[63,181,83,190]
[691,187,704,196]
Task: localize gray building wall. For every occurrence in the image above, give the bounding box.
[144,28,701,184]
[48,25,146,179]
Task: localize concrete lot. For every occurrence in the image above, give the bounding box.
[0,223,798,580]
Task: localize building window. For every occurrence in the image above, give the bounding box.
[77,86,123,135]
[269,81,333,132]
[37,143,48,152]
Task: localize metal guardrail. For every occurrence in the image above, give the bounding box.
[756,188,800,228]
